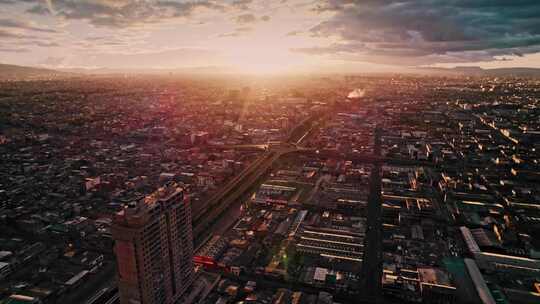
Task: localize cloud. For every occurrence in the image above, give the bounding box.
[218,32,240,38]
[286,30,303,36]
[26,0,226,28]
[231,0,253,10]
[0,29,20,38]
[233,13,271,25]
[32,41,61,47]
[0,17,62,50]
[0,47,30,53]
[234,13,257,24]
[0,0,44,6]
[297,0,540,65]
[3,39,61,48]
[218,26,253,38]
[0,29,39,39]
[0,18,58,33]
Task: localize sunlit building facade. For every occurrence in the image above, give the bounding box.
[112,183,194,304]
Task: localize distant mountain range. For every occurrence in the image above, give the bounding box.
[60,65,232,75]
[410,66,540,77]
[2,63,540,80]
[0,63,73,80]
[0,63,232,80]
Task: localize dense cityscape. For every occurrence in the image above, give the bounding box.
[1,74,539,304]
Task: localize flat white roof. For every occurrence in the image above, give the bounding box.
[314,267,328,281]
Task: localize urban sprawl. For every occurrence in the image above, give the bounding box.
[0,75,539,304]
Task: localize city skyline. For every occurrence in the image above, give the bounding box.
[1,0,540,74]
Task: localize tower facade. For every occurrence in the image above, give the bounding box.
[112,182,194,304]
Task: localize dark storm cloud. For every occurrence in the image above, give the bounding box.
[25,0,226,28]
[298,0,540,64]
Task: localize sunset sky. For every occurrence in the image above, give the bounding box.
[1,0,540,73]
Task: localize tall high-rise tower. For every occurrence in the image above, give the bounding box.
[112,182,194,304]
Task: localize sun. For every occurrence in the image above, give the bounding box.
[225,45,316,75]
